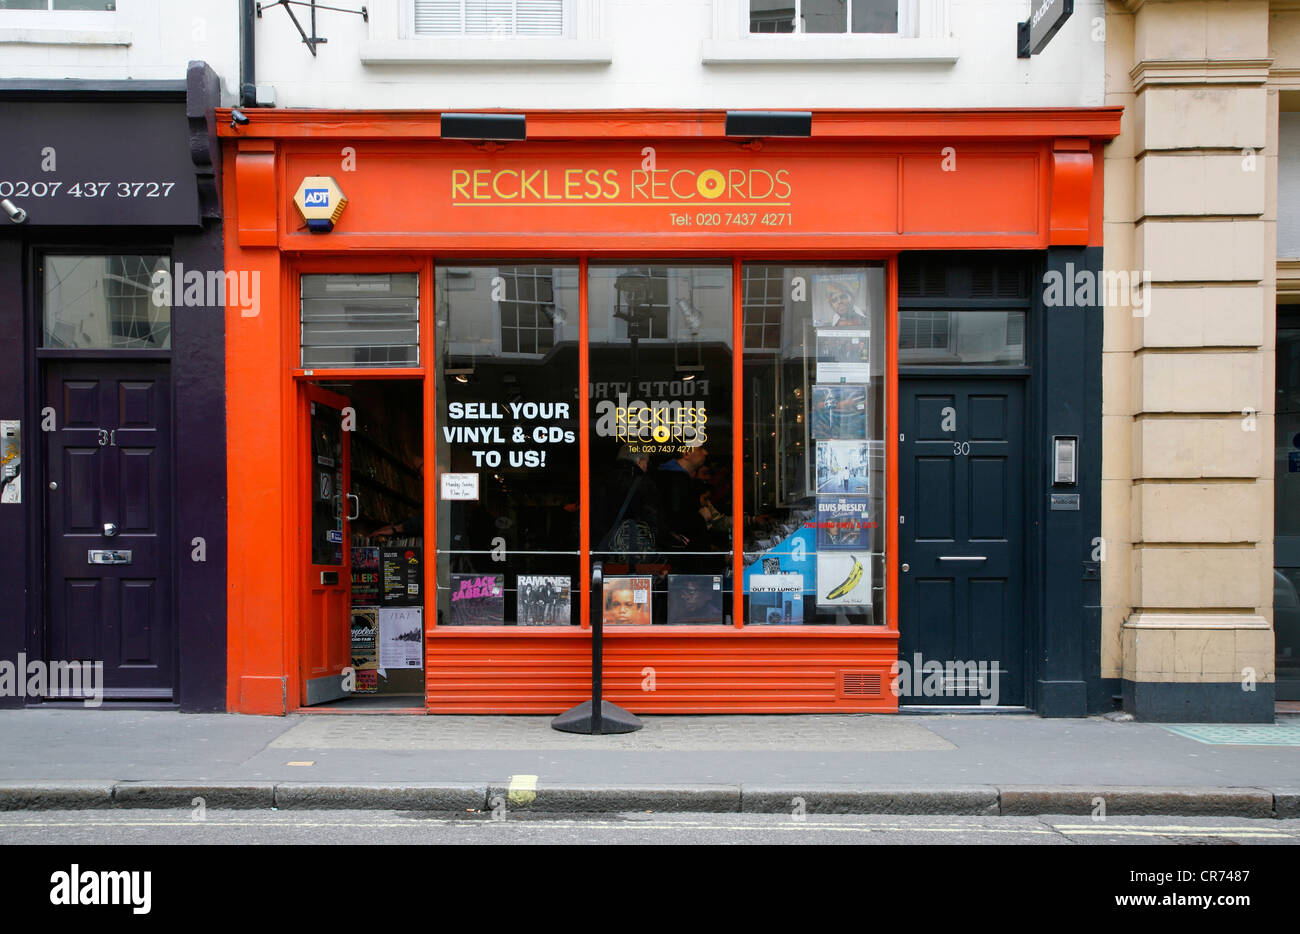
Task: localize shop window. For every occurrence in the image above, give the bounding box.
[741,264,886,625]
[898,310,1025,366]
[414,0,563,36]
[588,264,734,624]
[300,273,419,368]
[749,0,899,34]
[41,254,170,350]
[435,265,581,626]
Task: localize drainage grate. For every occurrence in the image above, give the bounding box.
[1162,723,1300,746]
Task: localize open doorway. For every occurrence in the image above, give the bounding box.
[301,378,425,710]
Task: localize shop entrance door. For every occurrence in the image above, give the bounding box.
[898,378,1026,706]
[301,384,354,705]
[42,361,174,699]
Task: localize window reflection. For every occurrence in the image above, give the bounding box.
[42,255,170,350]
[588,264,734,624]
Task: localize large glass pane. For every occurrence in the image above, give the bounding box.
[898,310,1026,365]
[42,255,170,350]
[742,264,887,625]
[802,0,847,33]
[851,0,897,33]
[588,264,734,625]
[435,265,580,626]
[301,273,419,368]
[309,400,344,567]
[54,0,116,9]
[749,0,795,32]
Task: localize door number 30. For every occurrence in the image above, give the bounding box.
[952,441,971,456]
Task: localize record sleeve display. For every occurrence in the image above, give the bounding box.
[815,329,870,384]
[811,271,870,329]
[816,496,872,550]
[748,573,804,625]
[380,546,422,606]
[603,575,652,626]
[516,575,572,626]
[815,440,870,495]
[666,574,725,625]
[446,573,504,625]
[810,384,867,439]
[816,551,872,607]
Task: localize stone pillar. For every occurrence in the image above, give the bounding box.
[1105,0,1275,721]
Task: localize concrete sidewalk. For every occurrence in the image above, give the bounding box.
[1,709,1298,816]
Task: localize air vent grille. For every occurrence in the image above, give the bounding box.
[840,671,883,697]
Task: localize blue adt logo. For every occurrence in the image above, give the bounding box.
[304,188,330,207]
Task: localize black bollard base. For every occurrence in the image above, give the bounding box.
[551,699,643,735]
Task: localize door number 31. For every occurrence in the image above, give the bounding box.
[97,429,117,447]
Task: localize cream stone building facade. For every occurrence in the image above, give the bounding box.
[1103,0,1300,720]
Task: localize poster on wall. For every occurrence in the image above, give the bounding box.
[351,547,381,606]
[517,575,572,626]
[811,272,871,329]
[349,607,380,693]
[378,606,423,668]
[816,552,872,607]
[381,546,422,605]
[815,330,871,384]
[447,573,505,625]
[814,440,870,495]
[816,496,872,550]
[666,575,725,625]
[810,384,867,439]
[603,576,652,625]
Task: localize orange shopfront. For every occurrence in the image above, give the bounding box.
[220,109,1120,716]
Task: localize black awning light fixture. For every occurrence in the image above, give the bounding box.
[441,113,528,142]
[725,111,813,139]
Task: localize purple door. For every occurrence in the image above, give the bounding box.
[43,362,174,700]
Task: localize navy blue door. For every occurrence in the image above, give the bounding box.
[899,379,1026,706]
[43,362,174,699]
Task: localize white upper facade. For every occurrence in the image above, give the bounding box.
[0,0,1104,109]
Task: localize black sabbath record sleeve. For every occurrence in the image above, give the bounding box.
[446,573,505,625]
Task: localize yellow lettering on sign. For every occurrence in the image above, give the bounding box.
[451,169,470,200]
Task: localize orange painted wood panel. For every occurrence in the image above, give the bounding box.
[899,152,1040,235]
[234,150,278,247]
[425,632,899,713]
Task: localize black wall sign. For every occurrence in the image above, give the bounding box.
[1018,0,1074,58]
[0,101,199,227]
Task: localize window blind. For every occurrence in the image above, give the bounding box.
[414,0,563,36]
